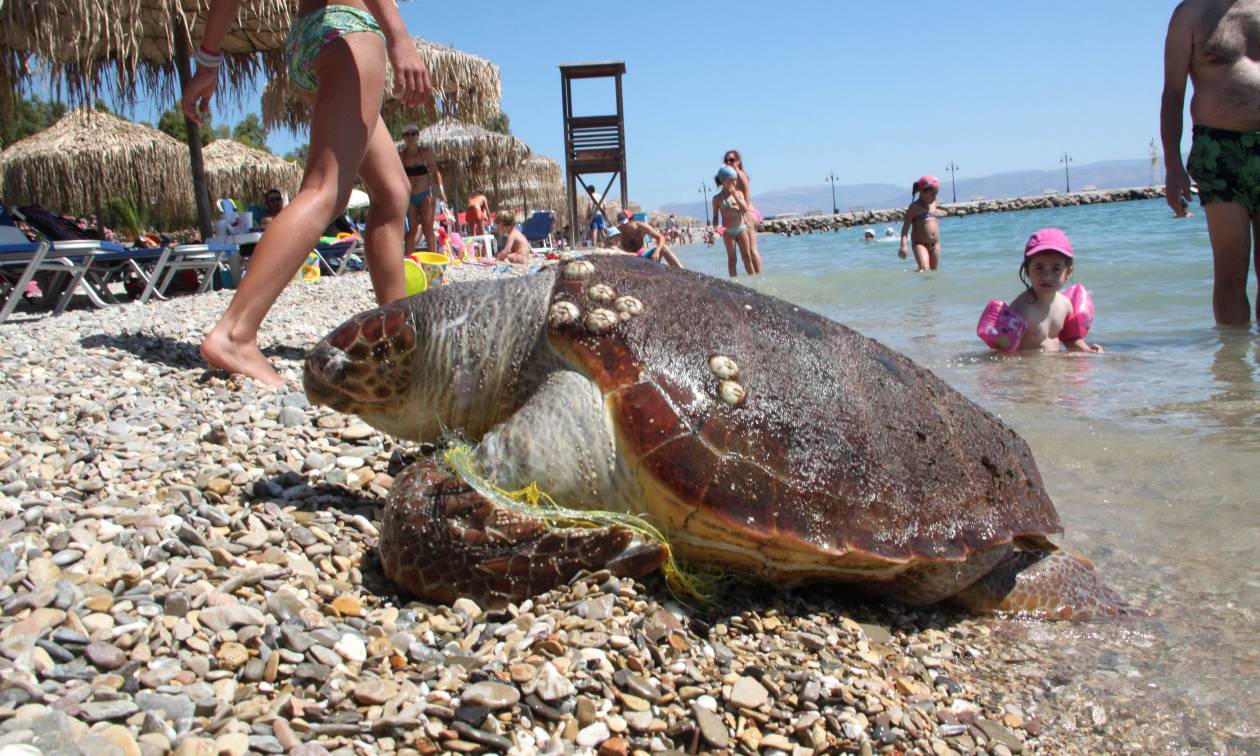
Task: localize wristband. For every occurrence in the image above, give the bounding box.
[194,46,223,68]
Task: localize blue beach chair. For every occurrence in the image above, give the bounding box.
[521,211,556,256]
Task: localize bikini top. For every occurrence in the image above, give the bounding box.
[404,163,429,177]
[720,192,740,209]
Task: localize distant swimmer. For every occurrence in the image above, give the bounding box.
[864,228,876,242]
[899,176,942,272]
[1163,0,1260,324]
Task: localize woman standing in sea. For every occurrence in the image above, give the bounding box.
[182,0,430,386]
[722,149,764,273]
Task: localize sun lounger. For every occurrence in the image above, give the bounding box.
[522,211,556,256]
[137,241,239,303]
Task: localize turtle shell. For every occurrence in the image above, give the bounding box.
[545,254,1060,576]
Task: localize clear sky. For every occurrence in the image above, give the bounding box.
[112,0,1183,211]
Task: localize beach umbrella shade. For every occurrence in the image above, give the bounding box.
[262,36,503,134]
[492,154,566,218]
[411,118,531,209]
[0,0,295,238]
[0,108,193,223]
[201,138,301,206]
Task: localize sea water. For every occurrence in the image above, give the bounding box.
[676,199,1260,749]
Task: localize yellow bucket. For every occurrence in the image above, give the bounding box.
[404,252,448,296]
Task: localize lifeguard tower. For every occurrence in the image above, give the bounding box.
[559,61,628,247]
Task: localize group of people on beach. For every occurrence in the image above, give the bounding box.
[180,0,1260,385]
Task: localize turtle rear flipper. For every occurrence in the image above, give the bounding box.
[952,550,1149,620]
[379,462,666,608]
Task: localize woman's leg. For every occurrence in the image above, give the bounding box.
[355,113,410,304]
[404,199,420,254]
[420,195,438,253]
[200,32,387,386]
[747,226,763,273]
[723,235,738,277]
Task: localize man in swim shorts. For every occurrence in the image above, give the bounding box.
[1163,0,1260,324]
[589,209,608,247]
[613,211,684,269]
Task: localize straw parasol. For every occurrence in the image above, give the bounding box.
[0,108,193,222]
[0,0,292,110]
[0,0,295,238]
[262,36,503,134]
[492,154,566,218]
[202,139,301,206]
[411,118,530,208]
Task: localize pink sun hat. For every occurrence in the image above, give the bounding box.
[1024,227,1074,259]
[913,175,941,192]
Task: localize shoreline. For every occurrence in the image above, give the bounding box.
[758,186,1167,234]
[0,266,1180,753]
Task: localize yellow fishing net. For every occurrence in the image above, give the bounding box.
[442,443,720,602]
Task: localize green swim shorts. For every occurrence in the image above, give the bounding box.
[1187,124,1260,214]
[284,4,385,92]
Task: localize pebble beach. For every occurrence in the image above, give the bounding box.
[0,262,1188,755]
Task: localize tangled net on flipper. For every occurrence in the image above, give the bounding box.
[442,443,725,603]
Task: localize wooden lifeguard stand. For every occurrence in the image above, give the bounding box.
[559,61,628,247]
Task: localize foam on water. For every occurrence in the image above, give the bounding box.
[676,199,1260,747]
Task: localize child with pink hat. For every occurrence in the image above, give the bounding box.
[898,176,942,272]
[976,228,1102,353]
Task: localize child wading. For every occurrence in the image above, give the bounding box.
[182,0,431,386]
[899,175,942,272]
[712,166,760,277]
[1010,228,1103,353]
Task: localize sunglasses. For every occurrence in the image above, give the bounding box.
[724,157,737,163]
[403,131,418,137]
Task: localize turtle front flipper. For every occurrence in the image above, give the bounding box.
[379,461,667,608]
[952,550,1149,620]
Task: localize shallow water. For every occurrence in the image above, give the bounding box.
[677,199,1260,749]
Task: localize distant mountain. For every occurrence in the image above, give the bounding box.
[658,159,1159,218]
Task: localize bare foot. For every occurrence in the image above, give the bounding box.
[201,327,285,387]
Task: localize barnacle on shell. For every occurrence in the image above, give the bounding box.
[708,355,740,381]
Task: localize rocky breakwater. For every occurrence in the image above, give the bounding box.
[760,186,1166,234]
[0,266,1177,754]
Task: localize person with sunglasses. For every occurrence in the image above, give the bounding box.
[260,189,285,229]
[398,124,445,255]
[721,150,763,273]
[182,0,432,386]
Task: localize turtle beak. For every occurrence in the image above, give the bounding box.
[304,303,419,413]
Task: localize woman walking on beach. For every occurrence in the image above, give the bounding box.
[722,150,763,273]
[898,176,942,272]
[399,124,444,254]
[182,0,430,386]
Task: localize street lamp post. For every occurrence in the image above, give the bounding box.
[698,182,710,226]
[825,172,839,215]
[1060,152,1073,193]
[946,161,959,204]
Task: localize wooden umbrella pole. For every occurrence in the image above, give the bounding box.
[171,4,214,241]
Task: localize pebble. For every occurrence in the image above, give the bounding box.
[462,681,521,709]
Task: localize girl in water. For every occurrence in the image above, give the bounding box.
[722,149,763,273]
[712,166,758,277]
[399,124,444,254]
[1010,228,1102,353]
[182,0,430,386]
[898,175,942,272]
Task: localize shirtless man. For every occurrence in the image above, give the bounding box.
[1163,0,1260,324]
[612,211,684,268]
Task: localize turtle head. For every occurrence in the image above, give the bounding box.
[305,273,559,443]
[304,300,432,439]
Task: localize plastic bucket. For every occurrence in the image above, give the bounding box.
[404,252,448,296]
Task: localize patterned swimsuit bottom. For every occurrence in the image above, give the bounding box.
[285,5,385,92]
[1187,124,1260,214]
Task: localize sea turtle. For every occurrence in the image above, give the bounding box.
[304,255,1142,619]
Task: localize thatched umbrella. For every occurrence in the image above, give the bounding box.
[262,36,503,134]
[493,154,566,219]
[0,0,294,238]
[0,108,193,223]
[413,118,530,209]
[0,0,291,107]
[202,139,301,206]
